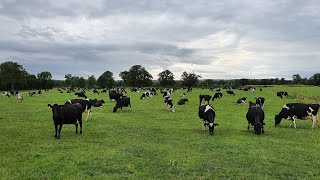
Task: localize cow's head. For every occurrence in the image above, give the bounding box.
[48,104,64,120]
[274,115,282,126]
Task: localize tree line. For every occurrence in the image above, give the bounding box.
[0,61,319,90]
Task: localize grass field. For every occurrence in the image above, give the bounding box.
[0,86,320,179]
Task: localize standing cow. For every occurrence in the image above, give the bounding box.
[48,103,83,139]
[275,103,320,128]
[198,104,218,135]
[246,102,265,135]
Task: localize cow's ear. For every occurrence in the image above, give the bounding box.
[59,105,64,108]
[48,104,52,108]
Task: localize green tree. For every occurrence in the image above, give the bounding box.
[158,70,175,87]
[87,75,97,88]
[37,71,53,89]
[120,65,153,87]
[98,71,115,88]
[180,71,201,87]
[309,73,320,86]
[292,74,302,84]
[0,61,28,90]
[65,74,72,87]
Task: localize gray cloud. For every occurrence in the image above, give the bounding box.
[0,0,319,80]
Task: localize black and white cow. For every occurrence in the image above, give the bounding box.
[246,102,265,135]
[91,99,105,107]
[255,97,265,110]
[75,92,87,99]
[29,91,36,97]
[276,91,288,99]
[226,90,235,96]
[109,90,123,101]
[212,92,223,101]
[177,98,188,105]
[93,89,100,94]
[140,91,153,99]
[2,92,10,98]
[198,104,218,135]
[16,93,23,102]
[164,96,175,112]
[237,97,247,104]
[199,94,212,105]
[38,90,42,96]
[275,103,320,128]
[48,103,83,139]
[65,99,93,121]
[113,97,131,112]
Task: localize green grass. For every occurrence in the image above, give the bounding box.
[1,86,320,179]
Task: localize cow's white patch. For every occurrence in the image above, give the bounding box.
[283,105,289,109]
[309,107,314,112]
[205,105,213,113]
[209,123,214,127]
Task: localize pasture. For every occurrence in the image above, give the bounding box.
[0,86,320,179]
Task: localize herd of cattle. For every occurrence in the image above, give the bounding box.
[2,87,320,138]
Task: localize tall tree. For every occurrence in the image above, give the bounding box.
[37,71,53,89]
[87,75,97,88]
[98,71,115,88]
[158,70,175,87]
[119,71,129,86]
[180,71,201,87]
[309,73,320,86]
[0,61,28,90]
[120,65,153,87]
[292,74,302,84]
[65,74,72,87]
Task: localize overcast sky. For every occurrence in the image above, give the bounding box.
[0,0,319,80]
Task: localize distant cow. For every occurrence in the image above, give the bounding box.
[29,91,36,97]
[48,103,83,139]
[65,99,93,121]
[255,97,265,110]
[276,91,288,99]
[109,90,123,101]
[140,91,153,99]
[113,97,131,112]
[164,96,175,112]
[178,98,188,105]
[16,93,23,102]
[275,103,320,128]
[91,99,105,107]
[246,102,265,135]
[38,90,42,96]
[212,92,223,101]
[2,92,10,98]
[237,97,247,104]
[199,94,211,105]
[75,92,87,99]
[198,104,218,135]
[93,89,100,94]
[226,90,235,95]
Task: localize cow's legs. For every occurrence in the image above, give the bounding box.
[57,124,63,139]
[75,122,78,134]
[85,111,90,121]
[311,115,316,128]
[54,124,58,138]
[201,120,205,131]
[292,117,297,128]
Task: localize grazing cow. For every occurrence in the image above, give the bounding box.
[180,93,186,97]
[198,104,218,135]
[178,98,188,105]
[255,97,265,110]
[216,88,221,92]
[65,99,93,121]
[75,92,87,99]
[109,90,123,101]
[246,102,265,135]
[2,92,10,98]
[226,90,235,95]
[275,103,320,128]
[16,93,23,102]
[101,89,107,93]
[29,91,36,97]
[92,99,105,107]
[237,97,247,104]
[140,91,152,99]
[250,88,256,92]
[48,103,83,139]
[93,89,100,94]
[187,87,193,92]
[113,97,131,112]
[277,91,288,99]
[212,92,223,101]
[164,96,175,112]
[199,94,212,105]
